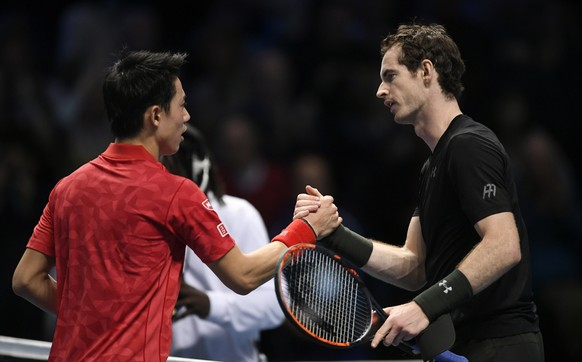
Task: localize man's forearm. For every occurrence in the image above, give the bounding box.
[13,248,58,315]
[14,274,58,315]
[364,241,426,291]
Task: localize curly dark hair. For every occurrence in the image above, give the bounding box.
[380,23,465,99]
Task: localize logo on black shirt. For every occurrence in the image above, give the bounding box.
[482,183,496,199]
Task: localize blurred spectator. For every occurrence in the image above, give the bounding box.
[270,152,365,237]
[45,3,113,171]
[0,11,62,341]
[490,86,582,362]
[517,127,582,361]
[0,11,60,153]
[215,114,291,231]
[112,3,162,52]
[0,133,57,341]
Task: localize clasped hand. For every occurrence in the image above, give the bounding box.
[293,185,342,239]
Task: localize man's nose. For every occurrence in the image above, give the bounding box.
[376,83,387,98]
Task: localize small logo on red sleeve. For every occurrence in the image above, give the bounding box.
[217,223,228,237]
[202,199,213,210]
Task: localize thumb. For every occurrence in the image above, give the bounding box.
[305,184,324,198]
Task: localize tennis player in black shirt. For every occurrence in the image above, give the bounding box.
[294,23,543,361]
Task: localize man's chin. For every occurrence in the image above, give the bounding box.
[393,112,413,125]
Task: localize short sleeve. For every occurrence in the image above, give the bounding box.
[168,180,235,263]
[447,134,512,224]
[27,196,56,257]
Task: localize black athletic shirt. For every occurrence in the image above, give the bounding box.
[415,114,539,341]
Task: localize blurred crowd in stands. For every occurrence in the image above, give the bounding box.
[1,1,580,360]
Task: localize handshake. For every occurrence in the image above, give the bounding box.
[271,185,343,247]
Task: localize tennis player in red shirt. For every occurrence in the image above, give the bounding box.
[12,49,341,361]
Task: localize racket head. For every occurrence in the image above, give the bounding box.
[275,243,376,348]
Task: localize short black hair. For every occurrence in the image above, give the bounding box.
[103,49,188,139]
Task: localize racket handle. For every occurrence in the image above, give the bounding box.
[433,350,468,362]
[379,312,467,361]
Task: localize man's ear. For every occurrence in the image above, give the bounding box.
[420,59,435,85]
[147,105,161,126]
[421,59,434,77]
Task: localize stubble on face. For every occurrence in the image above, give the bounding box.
[380,46,426,126]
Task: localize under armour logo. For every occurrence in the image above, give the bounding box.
[439,280,453,294]
[431,167,437,178]
[482,184,496,199]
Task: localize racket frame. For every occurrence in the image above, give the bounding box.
[275,243,390,348]
[274,243,465,362]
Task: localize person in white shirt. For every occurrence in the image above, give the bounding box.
[163,125,285,362]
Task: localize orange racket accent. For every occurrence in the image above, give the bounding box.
[275,243,375,348]
[274,244,467,362]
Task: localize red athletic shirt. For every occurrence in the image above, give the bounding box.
[27,143,235,361]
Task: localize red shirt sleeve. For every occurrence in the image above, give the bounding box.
[168,179,235,263]
[27,195,56,257]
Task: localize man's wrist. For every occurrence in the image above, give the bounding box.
[301,218,317,237]
[318,224,373,267]
[413,269,473,322]
[271,219,317,247]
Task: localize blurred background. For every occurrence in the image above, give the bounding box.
[1,0,581,361]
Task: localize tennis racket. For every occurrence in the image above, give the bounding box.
[275,243,468,362]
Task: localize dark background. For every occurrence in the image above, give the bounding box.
[1,0,581,360]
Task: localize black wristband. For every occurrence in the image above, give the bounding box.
[318,224,373,267]
[413,269,473,322]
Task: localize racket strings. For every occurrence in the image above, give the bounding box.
[281,248,372,344]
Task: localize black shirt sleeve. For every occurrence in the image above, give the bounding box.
[447,133,513,225]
